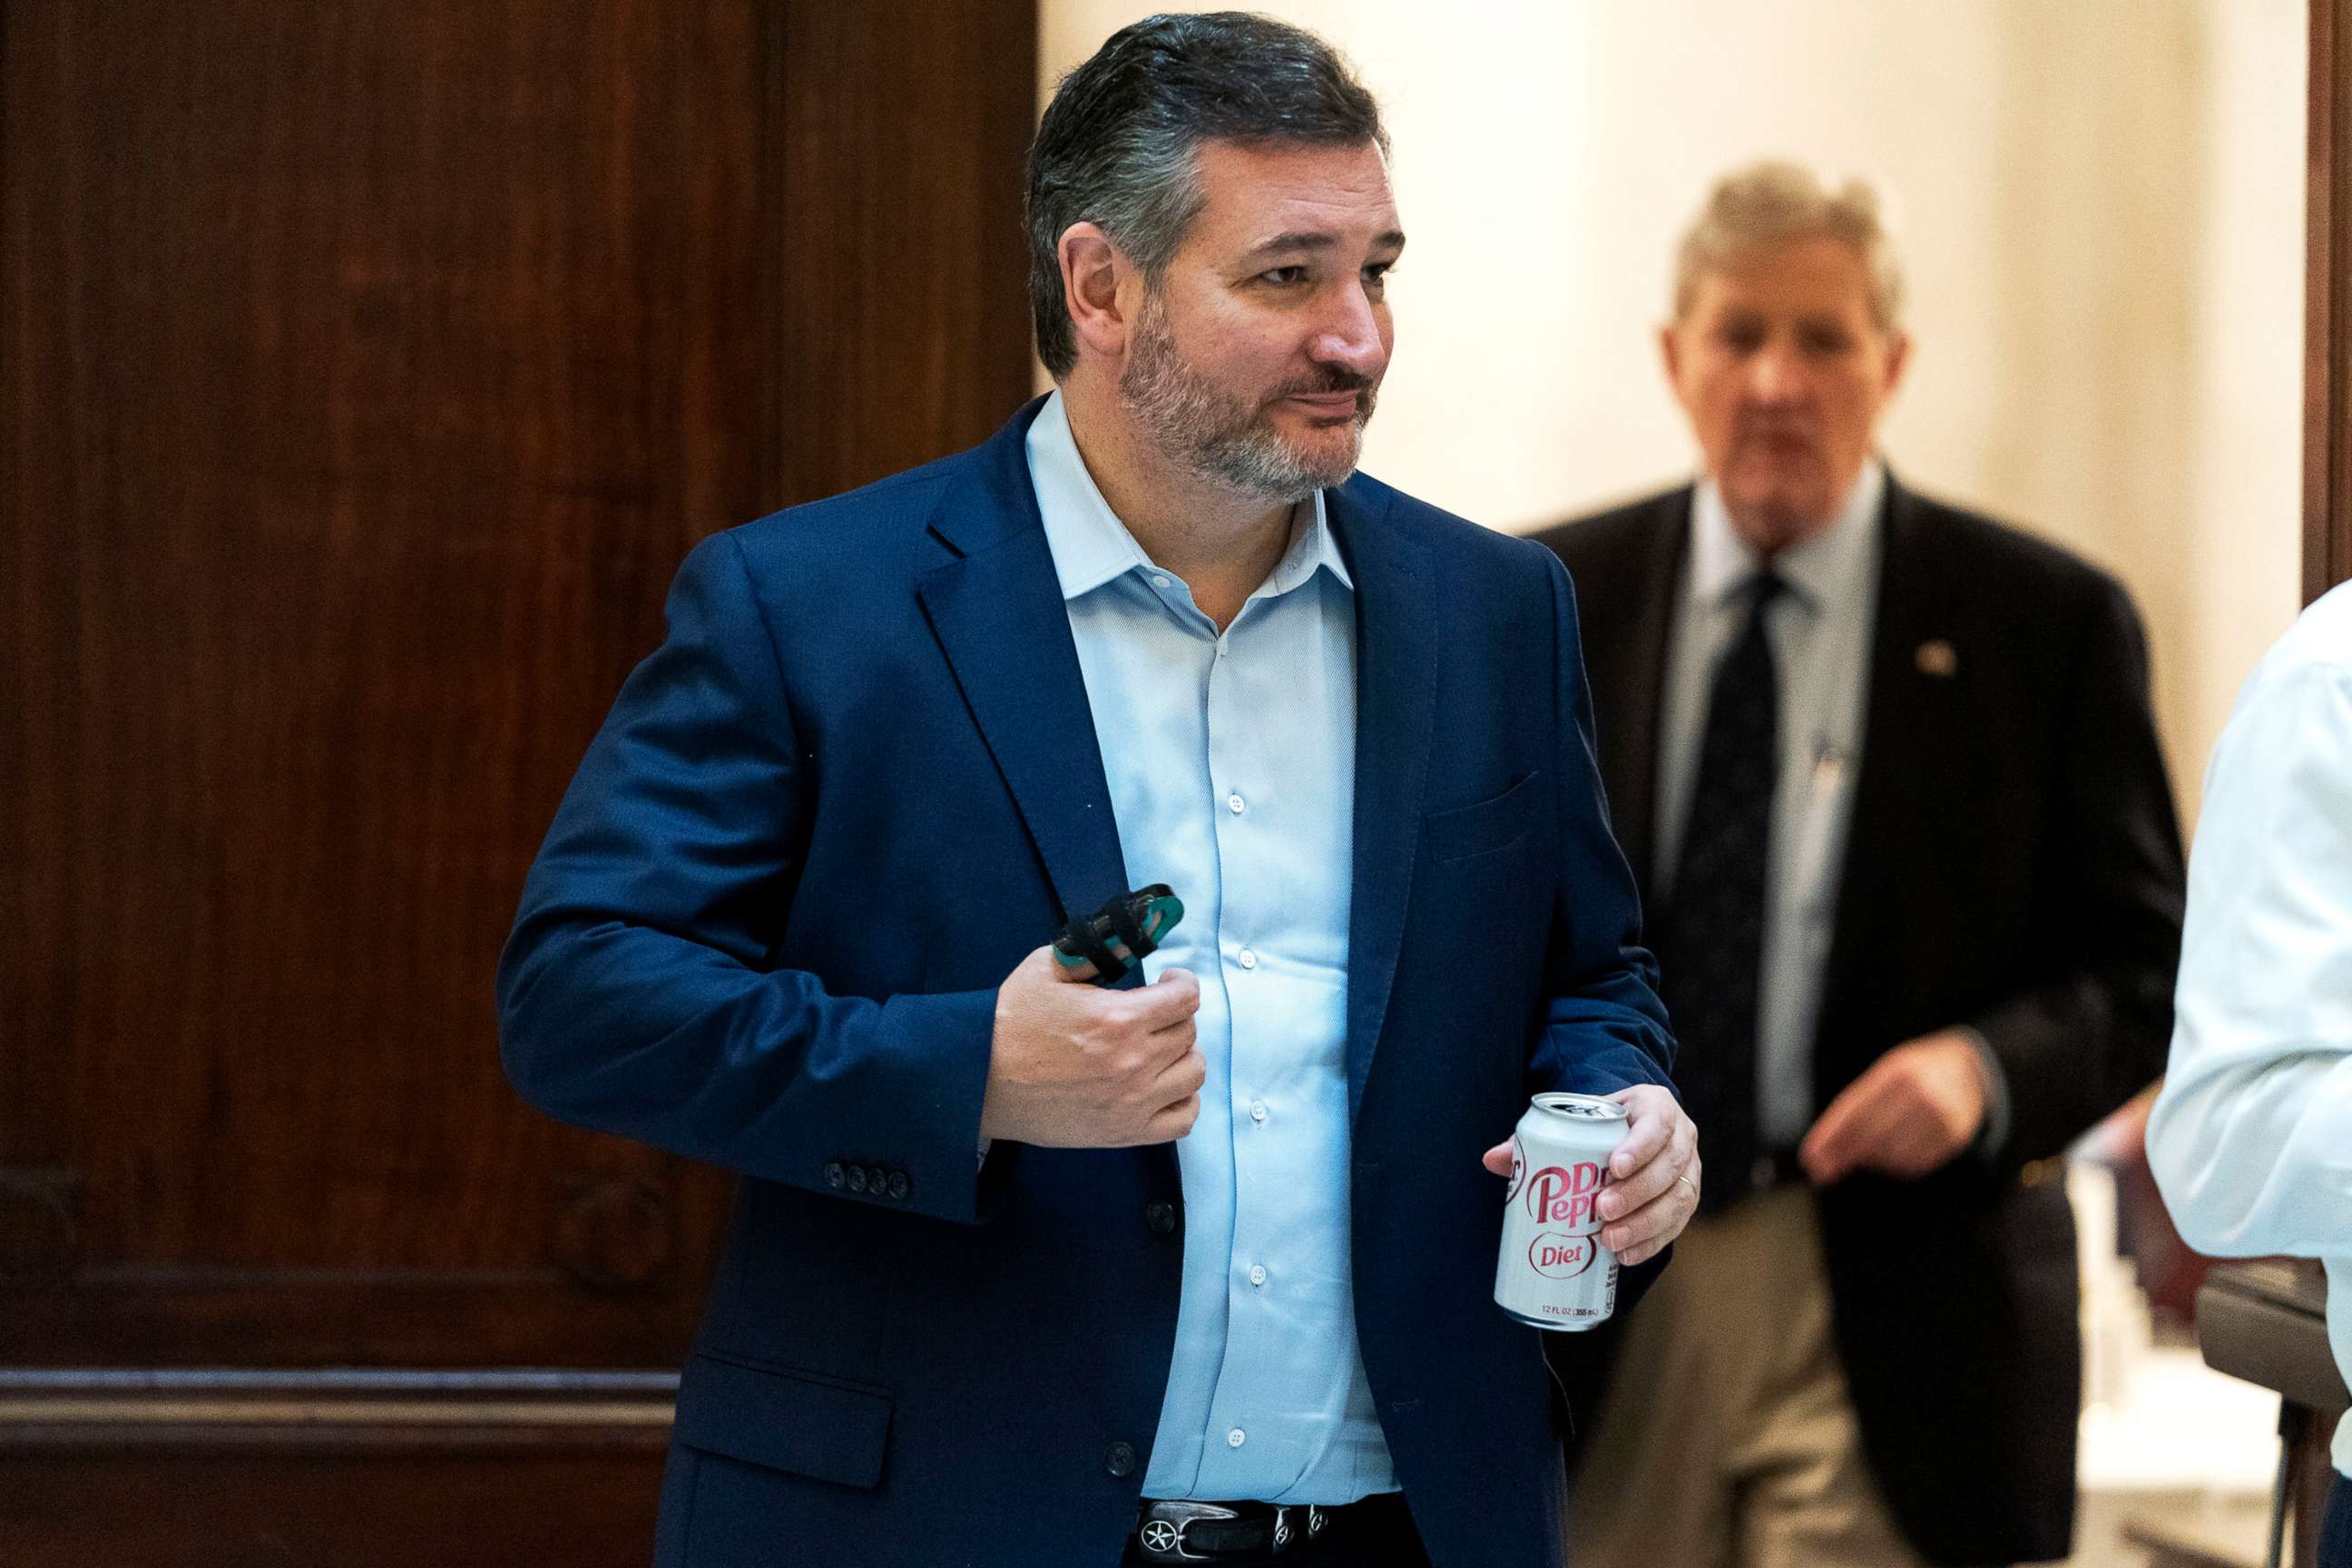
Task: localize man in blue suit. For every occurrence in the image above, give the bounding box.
[498,15,1698,1566]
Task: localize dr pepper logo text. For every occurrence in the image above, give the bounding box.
[1523,1161,1608,1230]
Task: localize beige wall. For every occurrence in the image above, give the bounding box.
[1038,0,2306,820]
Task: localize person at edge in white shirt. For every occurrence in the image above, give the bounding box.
[2149,579,2352,1568]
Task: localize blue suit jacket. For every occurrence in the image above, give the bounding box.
[497,400,1675,1568]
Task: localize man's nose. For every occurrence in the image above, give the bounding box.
[1744,340,1806,403]
[1308,284,1388,377]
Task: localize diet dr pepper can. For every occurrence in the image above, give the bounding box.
[1494,1093,1630,1331]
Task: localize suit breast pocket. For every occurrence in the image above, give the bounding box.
[1423,772,1540,867]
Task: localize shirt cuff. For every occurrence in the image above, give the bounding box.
[1958,1027,2012,1160]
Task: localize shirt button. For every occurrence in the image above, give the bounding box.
[1249,1265,1268,1287]
[1152,573,1171,589]
[1250,1101,1268,1123]
[1146,1201,1177,1235]
[1227,1428,1246,1449]
[1227,793,1245,814]
[1105,1441,1137,1477]
[1237,948,1258,971]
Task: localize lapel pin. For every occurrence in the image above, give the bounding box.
[1916,639,1958,678]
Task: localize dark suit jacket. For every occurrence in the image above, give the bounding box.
[496,400,1677,1568]
[1532,479,2185,1566]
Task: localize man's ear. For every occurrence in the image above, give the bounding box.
[1880,331,1913,401]
[1059,222,1133,362]
[1659,320,1705,426]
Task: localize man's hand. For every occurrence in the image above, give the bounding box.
[979,945,1204,1147]
[1480,1084,1700,1267]
[1798,1028,1989,1185]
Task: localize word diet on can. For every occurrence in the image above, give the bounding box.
[1494,1092,1630,1332]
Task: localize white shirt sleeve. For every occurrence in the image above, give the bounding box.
[2147,655,2352,1259]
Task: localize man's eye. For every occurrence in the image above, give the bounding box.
[1259,265,1309,286]
[1800,326,1854,355]
[1720,325,1767,352]
[1362,264,1393,293]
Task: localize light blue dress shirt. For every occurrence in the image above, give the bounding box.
[1025,391,1396,1504]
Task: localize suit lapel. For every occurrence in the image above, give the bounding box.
[1598,494,1690,892]
[1328,481,1436,1121]
[916,402,1132,929]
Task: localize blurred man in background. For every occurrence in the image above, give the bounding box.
[2150,579,2352,1568]
[1534,161,2186,1567]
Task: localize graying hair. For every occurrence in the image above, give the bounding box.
[1025,13,1388,378]
[1673,161,1906,332]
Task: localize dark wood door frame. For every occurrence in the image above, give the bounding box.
[2309,0,2352,600]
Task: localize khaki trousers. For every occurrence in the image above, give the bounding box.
[1565,1186,1926,1568]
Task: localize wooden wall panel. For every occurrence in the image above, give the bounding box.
[1,0,1034,1530]
[2,0,774,1367]
[771,3,1043,504]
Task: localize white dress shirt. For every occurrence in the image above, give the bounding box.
[1653,466,1882,1149]
[2149,580,2352,1476]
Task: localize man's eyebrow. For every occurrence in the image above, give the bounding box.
[1240,229,1408,262]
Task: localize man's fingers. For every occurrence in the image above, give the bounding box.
[1605,1191,1682,1261]
[1599,1144,1696,1250]
[1481,1142,1513,1178]
[1597,1144,1681,1223]
[1857,1111,1953,1178]
[1130,967,1201,1027]
[1802,1073,1909,1182]
[1149,1047,1208,1104]
[1798,1073,1876,1181]
[1606,1089,1672,1178]
[1141,1094,1201,1143]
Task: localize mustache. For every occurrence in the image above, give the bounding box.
[1268,368,1378,399]
[1735,417,1816,442]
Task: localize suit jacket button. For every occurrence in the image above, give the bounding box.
[1145,1202,1176,1235]
[824,1162,846,1190]
[847,1166,869,1194]
[864,1165,887,1194]
[1105,1441,1136,1477]
[888,1171,910,1200]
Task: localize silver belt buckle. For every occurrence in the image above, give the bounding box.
[1137,1501,1241,1563]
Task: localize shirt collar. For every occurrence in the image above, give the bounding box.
[1024,388,1352,604]
[1689,457,1884,615]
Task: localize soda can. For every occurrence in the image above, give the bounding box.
[1494,1092,1629,1332]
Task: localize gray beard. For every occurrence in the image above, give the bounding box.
[1118,307,1374,504]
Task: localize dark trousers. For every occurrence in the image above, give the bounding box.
[2324,1473,2352,1568]
[1119,1494,1429,1568]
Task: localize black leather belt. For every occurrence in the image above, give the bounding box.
[1132,1496,1377,1562]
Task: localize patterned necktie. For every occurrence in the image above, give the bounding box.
[1653,570,1784,1214]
